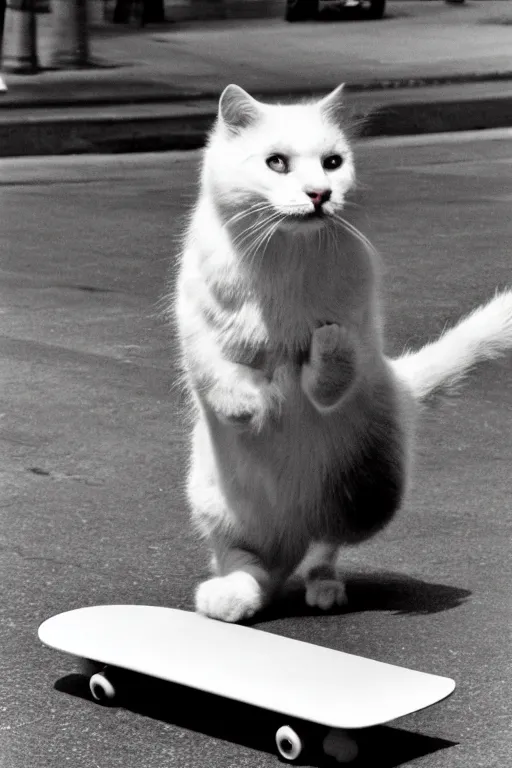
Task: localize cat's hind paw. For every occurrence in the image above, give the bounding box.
[305,578,348,611]
[195,571,264,623]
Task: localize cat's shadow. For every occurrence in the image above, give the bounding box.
[56,672,457,767]
[257,570,471,621]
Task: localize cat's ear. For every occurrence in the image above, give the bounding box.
[219,84,261,134]
[318,84,346,124]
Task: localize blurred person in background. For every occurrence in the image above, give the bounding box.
[0,0,5,50]
[114,0,166,25]
[0,0,6,91]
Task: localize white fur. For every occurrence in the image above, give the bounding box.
[391,290,512,400]
[174,84,512,623]
[196,572,264,623]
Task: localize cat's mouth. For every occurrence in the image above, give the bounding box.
[274,203,337,231]
[305,208,327,219]
[286,208,331,226]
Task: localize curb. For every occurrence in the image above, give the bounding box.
[2,89,512,157]
[3,71,512,110]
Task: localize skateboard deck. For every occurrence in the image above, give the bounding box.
[39,604,455,730]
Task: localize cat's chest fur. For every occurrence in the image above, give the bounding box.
[197,225,376,364]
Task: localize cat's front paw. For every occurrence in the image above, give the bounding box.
[195,572,264,622]
[207,381,267,431]
[301,324,358,411]
[311,324,357,372]
[312,323,346,357]
[306,578,348,610]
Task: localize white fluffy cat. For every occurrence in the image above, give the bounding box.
[174,84,512,624]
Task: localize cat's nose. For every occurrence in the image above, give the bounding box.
[306,189,331,208]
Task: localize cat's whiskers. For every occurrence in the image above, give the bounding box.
[233,205,283,246]
[233,212,280,252]
[321,217,335,257]
[330,212,379,257]
[223,202,275,232]
[251,214,285,264]
[248,213,284,258]
[233,204,273,245]
[343,198,363,210]
[242,211,284,266]
[219,204,277,253]
[225,206,269,230]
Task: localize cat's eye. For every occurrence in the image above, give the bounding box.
[266,154,289,174]
[322,154,343,171]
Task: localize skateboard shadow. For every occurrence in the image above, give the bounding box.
[257,571,471,621]
[56,672,457,767]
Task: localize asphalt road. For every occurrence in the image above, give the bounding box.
[1,131,511,768]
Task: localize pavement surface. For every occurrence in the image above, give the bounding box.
[1,1,512,154]
[1,130,511,767]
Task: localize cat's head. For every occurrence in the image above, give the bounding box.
[203,84,356,231]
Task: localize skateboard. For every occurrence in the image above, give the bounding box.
[38,605,455,762]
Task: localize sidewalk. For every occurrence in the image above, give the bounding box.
[1,1,512,155]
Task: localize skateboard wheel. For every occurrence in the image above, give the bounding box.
[275,725,303,761]
[89,671,116,702]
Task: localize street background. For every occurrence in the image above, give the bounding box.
[1,131,511,768]
[1,1,512,154]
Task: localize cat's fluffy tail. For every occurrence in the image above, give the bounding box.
[390,290,512,402]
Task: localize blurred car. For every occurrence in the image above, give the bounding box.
[285,0,386,22]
